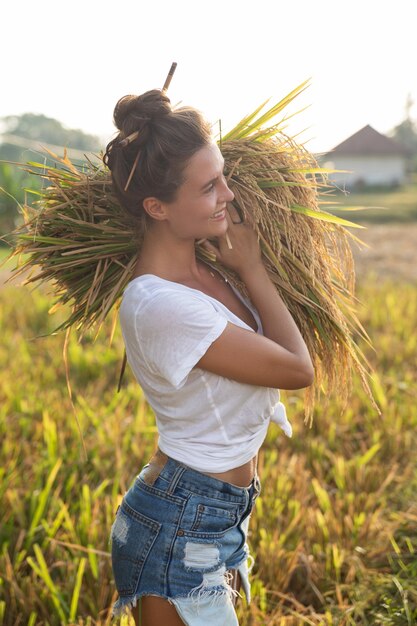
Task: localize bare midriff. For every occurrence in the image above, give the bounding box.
[203,454,258,488]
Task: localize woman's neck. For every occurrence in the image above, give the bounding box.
[135,227,204,282]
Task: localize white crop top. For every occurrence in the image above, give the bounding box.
[119,272,292,473]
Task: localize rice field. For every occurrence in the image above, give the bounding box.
[325,176,417,224]
[1,259,416,625]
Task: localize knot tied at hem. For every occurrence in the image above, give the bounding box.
[269,401,293,437]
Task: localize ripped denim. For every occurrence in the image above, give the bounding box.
[109,450,261,625]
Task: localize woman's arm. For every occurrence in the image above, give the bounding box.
[194,263,314,390]
[196,208,314,390]
[239,262,314,374]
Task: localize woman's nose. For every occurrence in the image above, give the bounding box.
[221,178,235,202]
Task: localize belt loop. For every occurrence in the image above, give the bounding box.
[248,472,261,503]
[254,473,261,498]
[166,465,186,495]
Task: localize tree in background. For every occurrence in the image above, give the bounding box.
[0,114,101,239]
[0,112,101,160]
[388,93,417,173]
[0,163,41,236]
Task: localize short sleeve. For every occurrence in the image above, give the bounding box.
[136,290,228,389]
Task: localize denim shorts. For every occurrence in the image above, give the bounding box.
[109,449,261,625]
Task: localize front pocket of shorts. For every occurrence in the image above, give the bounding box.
[110,501,161,596]
[187,501,240,535]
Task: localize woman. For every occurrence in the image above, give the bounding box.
[104,88,314,626]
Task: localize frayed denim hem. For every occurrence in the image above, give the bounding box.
[111,592,166,618]
[112,593,241,626]
[111,551,254,621]
[111,590,237,624]
[171,592,240,626]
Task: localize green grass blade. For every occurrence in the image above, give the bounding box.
[27,612,38,626]
[357,443,381,468]
[289,204,366,228]
[69,557,87,621]
[221,97,271,142]
[250,104,312,142]
[17,235,77,246]
[26,459,63,545]
[27,544,68,622]
[257,180,317,190]
[223,78,311,141]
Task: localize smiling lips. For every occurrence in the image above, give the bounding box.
[210,207,227,220]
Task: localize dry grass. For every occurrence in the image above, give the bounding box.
[0,275,416,625]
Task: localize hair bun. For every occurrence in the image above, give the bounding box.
[113,89,172,134]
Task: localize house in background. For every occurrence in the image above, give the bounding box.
[321,124,410,190]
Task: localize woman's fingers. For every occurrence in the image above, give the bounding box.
[226,204,242,224]
[199,204,255,269]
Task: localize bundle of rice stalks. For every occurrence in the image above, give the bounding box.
[2,79,380,426]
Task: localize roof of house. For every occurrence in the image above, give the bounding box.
[324,124,410,157]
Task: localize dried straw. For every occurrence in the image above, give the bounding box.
[2,82,381,426]
[215,136,380,425]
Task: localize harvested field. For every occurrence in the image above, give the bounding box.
[348,222,417,283]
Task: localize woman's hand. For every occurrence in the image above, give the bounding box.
[200,205,263,275]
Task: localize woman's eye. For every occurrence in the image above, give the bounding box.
[205,172,226,193]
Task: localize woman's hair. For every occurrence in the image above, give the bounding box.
[103,89,213,225]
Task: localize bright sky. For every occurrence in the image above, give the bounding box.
[2,0,416,154]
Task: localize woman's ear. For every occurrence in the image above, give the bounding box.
[142,197,167,222]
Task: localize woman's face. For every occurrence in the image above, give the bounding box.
[163,141,235,240]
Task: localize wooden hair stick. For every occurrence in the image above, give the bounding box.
[120,62,178,149]
[162,62,177,91]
